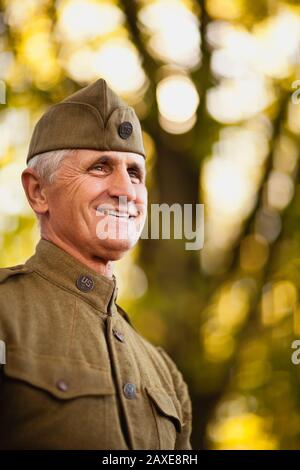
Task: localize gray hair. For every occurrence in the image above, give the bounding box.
[27,148,78,183]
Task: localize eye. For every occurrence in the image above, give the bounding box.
[90,163,110,174]
[128,169,142,183]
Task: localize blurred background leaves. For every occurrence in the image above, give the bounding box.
[0,0,300,449]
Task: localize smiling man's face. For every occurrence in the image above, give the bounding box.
[41,149,148,262]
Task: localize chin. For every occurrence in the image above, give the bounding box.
[95,238,137,260]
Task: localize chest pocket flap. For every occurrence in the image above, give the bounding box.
[145,386,182,433]
[3,348,115,399]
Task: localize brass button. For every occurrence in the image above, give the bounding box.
[56,379,68,392]
[123,382,136,399]
[112,328,125,343]
[76,275,94,292]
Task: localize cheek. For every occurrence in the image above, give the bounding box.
[47,191,73,225]
[135,186,148,209]
[76,177,112,206]
[46,188,66,211]
[48,177,103,208]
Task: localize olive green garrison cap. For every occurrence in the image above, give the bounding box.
[26,78,146,163]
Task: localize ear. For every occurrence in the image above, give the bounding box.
[21,168,49,215]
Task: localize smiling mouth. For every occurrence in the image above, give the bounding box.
[96,208,137,219]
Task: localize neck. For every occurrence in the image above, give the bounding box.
[41,232,114,278]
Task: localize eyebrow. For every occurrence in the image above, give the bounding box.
[90,155,146,175]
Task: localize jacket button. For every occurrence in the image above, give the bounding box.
[56,379,68,392]
[112,328,125,342]
[123,382,136,399]
[76,275,94,292]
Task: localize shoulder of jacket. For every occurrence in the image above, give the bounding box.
[156,345,173,363]
[156,346,192,412]
[0,264,33,284]
[156,346,186,383]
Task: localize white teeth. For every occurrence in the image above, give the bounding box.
[109,212,129,218]
[96,208,130,218]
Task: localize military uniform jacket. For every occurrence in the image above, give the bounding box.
[0,239,192,449]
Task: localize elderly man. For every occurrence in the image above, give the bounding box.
[0,78,192,450]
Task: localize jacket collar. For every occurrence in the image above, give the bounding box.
[25,238,118,314]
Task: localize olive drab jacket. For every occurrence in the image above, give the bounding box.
[0,239,192,450]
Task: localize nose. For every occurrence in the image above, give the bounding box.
[107,167,136,202]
